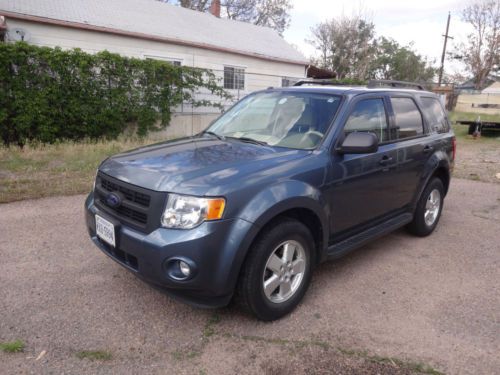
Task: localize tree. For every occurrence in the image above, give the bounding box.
[157,0,292,35]
[308,14,376,79]
[369,37,437,82]
[458,0,500,89]
[156,0,210,11]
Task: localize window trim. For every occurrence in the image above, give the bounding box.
[223,65,246,91]
[386,95,428,144]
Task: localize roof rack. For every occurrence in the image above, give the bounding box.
[367,80,425,90]
[293,79,357,87]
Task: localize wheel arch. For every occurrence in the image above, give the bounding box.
[412,153,451,209]
[225,184,330,298]
[253,206,326,266]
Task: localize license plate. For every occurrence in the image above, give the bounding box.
[95,215,116,247]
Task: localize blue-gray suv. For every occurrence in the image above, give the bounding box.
[85,80,455,320]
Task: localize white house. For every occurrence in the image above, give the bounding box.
[0,0,308,136]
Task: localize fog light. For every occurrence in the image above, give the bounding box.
[165,257,196,281]
[179,260,191,277]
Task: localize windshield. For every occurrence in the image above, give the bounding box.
[206,91,342,150]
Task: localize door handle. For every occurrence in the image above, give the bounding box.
[379,155,393,166]
[423,145,434,153]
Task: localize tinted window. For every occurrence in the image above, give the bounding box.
[344,99,388,141]
[391,98,423,139]
[421,97,449,133]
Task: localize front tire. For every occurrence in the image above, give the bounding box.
[407,178,444,237]
[237,218,314,321]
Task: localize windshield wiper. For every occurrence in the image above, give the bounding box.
[227,136,269,146]
[201,131,225,141]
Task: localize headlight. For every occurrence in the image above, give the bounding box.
[161,194,225,229]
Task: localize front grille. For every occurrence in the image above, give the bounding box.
[114,205,147,224]
[101,178,150,207]
[94,172,166,233]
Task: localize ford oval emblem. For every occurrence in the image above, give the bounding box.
[105,192,122,208]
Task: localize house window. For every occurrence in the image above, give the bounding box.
[144,55,182,66]
[224,66,245,90]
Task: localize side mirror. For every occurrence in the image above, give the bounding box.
[337,132,378,154]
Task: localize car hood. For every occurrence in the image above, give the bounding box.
[99,136,310,195]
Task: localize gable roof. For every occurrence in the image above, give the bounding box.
[482,81,500,94]
[457,74,499,90]
[0,0,307,65]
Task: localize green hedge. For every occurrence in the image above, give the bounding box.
[0,42,229,147]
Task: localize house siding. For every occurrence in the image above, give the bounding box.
[5,19,306,137]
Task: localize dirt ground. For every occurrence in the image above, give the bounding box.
[451,126,500,184]
[1,178,499,375]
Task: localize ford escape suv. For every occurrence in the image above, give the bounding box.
[85,80,455,321]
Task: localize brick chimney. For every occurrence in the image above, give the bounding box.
[209,0,221,18]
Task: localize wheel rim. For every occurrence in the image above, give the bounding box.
[424,189,441,226]
[262,240,306,304]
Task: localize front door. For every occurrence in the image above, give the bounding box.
[326,95,400,241]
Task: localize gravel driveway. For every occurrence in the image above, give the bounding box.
[1,178,499,375]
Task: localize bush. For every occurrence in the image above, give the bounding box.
[0,42,229,147]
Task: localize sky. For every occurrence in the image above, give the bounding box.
[282,0,472,75]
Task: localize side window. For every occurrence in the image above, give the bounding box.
[421,97,449,133]
[344,98,388,142]
[391,97,424,139]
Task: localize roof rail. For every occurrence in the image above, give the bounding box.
[293,79,358,87]
[367,80,426,90]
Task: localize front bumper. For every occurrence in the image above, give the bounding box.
[84,192,257,308]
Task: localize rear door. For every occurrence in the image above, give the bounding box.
[386,94,431,208]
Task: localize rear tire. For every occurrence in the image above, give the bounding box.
[407,178,444,237]
[237,218,314,321]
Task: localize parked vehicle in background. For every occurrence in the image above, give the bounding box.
[85,80,455,320]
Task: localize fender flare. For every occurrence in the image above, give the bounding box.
[412,152,450,209]
[221,181,330,294]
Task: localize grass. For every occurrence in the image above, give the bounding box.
[171,349,200,361]
[337,347,444,375]
[448,111,500,124]
[75,350,113,361]
[1,111,498,204]
[202,313,221,339]
[0,135,166,203]
[447,112,500,184]
[223,333,443,375]
[171,313,221,362]
[0,340,25,353]
[170,312,444,374]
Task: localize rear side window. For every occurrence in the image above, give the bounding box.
[391,97,424,140]
[421,97,449,133]
[344,99,389,142]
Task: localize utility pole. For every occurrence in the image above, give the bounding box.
[438,12,453,86]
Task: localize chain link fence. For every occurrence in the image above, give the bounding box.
[161,69,305,138]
